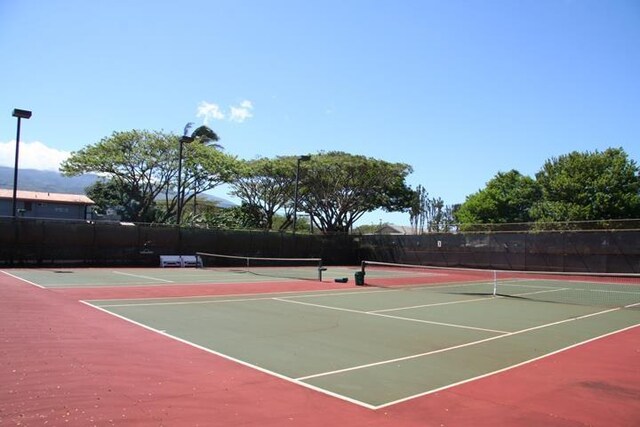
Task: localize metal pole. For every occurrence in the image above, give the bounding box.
[176,140,184,224]
[293,157,301,233]
[11,117,22,218]
[292,155,311,234]
[10,109,31,218]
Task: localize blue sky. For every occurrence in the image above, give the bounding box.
[1,0,639,225]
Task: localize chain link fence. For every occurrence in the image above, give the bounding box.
[359,229,640,273]
[0,218,359,267]
[1,218,638,273]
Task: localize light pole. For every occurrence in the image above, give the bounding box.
[176,135,194,224]
[293,155,311,233]
[11,109,32,218]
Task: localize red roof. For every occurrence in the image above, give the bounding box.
[0,189,94,205]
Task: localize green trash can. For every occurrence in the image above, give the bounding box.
[354,271,365,286]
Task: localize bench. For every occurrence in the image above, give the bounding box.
[180,255,202,268]
[160,255,202,268]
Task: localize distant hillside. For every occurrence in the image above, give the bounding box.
[0,166,236,208]
[0,166,98,194]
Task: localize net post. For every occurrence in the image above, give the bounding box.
[492,270,498,296]
[317,260,325,281]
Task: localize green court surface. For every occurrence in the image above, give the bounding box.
[4,266,362,288]
[7,266,639,409]
[85,283,640,409]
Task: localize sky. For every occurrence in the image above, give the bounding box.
[1,0,639,226]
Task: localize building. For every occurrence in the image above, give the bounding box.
[376,224,416,235]
[0,189,94,220]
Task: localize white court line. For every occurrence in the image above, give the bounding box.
[512,287,569,297]
[371,312,507,334]
[84,292,640,411]
[370,296,492,313]
[0,270,46,288]
[370,287,570,315]
[273,297,508,334]
[295,305,626,382]
[97,288,396,307]
[81,300,378,410]
[101,295,277,308]
[111,270,174,283]
[375,321,640,409]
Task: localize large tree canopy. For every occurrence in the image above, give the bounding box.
[298,152,413,233]
[228,157,298,230]
[60,129,238,222]
[531,148,640,221]
[455,170,541,225]
[455,148,640,226]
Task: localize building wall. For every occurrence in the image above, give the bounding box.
[0,199,89,220]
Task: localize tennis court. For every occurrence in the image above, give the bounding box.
[8,261,638,410]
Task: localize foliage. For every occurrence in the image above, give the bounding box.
[531,148,640,221]
[61,130,176,222]
[424,196,456,232]
[455,148,640,227]
[184,203,307,231]
[409,185,428,234]
[183,122,223,150]
[299,152,414,233]
[195,207,246,229]
[176,139,239,221]
[409,185,459,233]
[353,222,388,235]
[228,157,297,230]
[85,179,158,222]
[455,170,541,225]
[60,129,238,223]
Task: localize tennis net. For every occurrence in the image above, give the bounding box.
[196,252,325,281]
[360,260,640,309]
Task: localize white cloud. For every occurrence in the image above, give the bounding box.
[196,99,254,125]
[229,100,254,123]
[0,140,70,171]
[196,101,225,125]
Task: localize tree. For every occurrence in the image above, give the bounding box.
[455,170,541,225]
[425,196,456,232]
[61,130,177,222]
[61,129,238,223]
[85,179,158,222]
[177,123,225,223]
[176,136,238,223]
[409,186,456,233]
[409,185,428,234]
[531,148,640,222]
[183,122,223,150]
[298,152,414,233]
[228,157,298,230]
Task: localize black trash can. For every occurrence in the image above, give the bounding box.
[354,271,365,286]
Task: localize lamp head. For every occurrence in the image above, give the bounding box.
[12,109,32,119]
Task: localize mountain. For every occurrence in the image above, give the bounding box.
[0,166,236,208]
[0,166,97,194]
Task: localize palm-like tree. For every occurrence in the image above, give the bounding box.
[177,123,222,223]
[183,122,222,149]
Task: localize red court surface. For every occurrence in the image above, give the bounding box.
[1,270,639,426]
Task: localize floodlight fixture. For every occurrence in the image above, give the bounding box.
[12,109,32,119]
[11,108,32,217]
